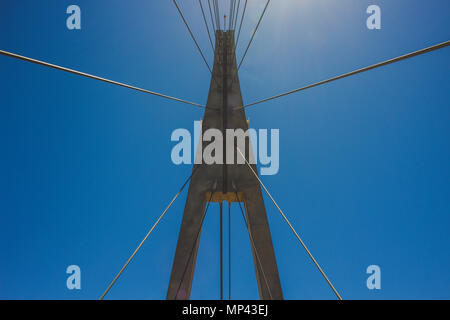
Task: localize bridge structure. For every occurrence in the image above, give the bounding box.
[166,29,283,300]
[1,0,448,301]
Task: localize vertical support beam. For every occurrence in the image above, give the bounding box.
[220,202,223,300]
[228,202,231,300]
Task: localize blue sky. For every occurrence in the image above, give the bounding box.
[0,0,449,300]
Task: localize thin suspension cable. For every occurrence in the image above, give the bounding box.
[228,0,232,30]
[199,0,215,52]
[229,0,235,30]
[219,0,222,29]
[175,183,217,299]
[233,189,274,300]
[233,0,241,30]
[228,203,231,300]
[216,0,221,30]
[238,40,450,110]
[237,0,270,70]
[173,0,215,76]
[236,148,343,300]
[231,0,236,30]
[231,0,237,30]
[0,49,205,108]
[213,0,220,30]
[212,0,218,30]
[207,0,217,33]
[235,0,247,47]
[226,0,244,86]
[228,0,235,30]
[99,167,199,300]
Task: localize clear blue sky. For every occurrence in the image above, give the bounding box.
[0,0,449,300]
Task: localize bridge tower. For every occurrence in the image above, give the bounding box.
[166,30,283,300]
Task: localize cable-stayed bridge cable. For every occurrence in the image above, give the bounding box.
[237,0,270,70]
[235,0,247,47]
[207,0,217,33]
[237,40,450,110]
[0,49,205,108]
[173,0,215,77]
[236,148,343,300]
[233,0,241,30]
[199,0,215,52]
[99,167,200,300]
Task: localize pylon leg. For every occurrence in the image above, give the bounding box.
[243,186,284,300]
[167,29,283,300]
[166,173,209,300]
